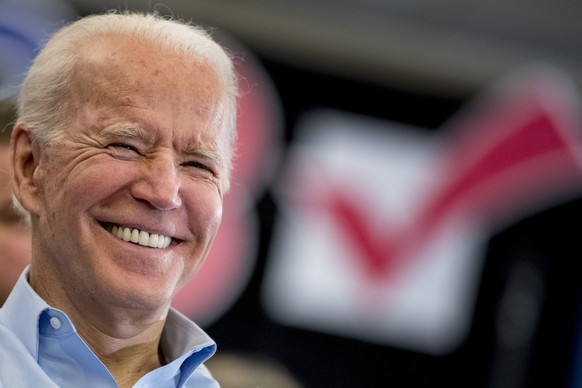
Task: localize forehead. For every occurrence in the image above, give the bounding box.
[72,34,224,104]
[69,34,228,145]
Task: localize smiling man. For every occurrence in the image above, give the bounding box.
[0,12,238,387]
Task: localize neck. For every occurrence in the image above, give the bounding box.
[87,332,165,388]
[28,265,168,386]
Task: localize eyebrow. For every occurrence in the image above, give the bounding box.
[183,144,225,170]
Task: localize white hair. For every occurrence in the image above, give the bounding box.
[17,11,238,186]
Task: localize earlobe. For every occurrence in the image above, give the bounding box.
[11,124,42,216]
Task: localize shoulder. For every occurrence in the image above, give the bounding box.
[0,325,57,387]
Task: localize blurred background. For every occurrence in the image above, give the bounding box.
[2,0,582,387]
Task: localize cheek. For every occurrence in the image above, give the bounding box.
[47,159,132,209]
[207,205,223,238]
[187,190,223,241]
[202,201,223,239]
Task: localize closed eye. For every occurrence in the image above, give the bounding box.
[110,143,138,152]
[108,143,141,158]
[182,160,220,181]
[183,160,213,173]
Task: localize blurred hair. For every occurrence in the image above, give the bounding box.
[17,11,238,188]
[0,98,17,143]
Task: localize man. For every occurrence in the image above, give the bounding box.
[0,98,31,305]
[0,11,238,387]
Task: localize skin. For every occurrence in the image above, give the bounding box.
[0,143,31,305]
[10,33,229,387]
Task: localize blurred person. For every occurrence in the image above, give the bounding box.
[0,11,238,387]
[0,98,31,305]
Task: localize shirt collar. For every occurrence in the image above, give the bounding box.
[161,308,215,360]
[0,265,217,386]
[156,308,217,385]
[0,265,51,360]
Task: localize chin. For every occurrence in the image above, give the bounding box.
[98,268,180,311]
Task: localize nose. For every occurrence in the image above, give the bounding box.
[130,156,182,210]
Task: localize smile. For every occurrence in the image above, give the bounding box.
[105,223,173,248]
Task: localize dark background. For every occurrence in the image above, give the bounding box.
[206,58,582,387]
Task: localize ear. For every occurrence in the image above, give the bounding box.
[11,124,42,216]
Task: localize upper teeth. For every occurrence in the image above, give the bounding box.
[108,224,172,248]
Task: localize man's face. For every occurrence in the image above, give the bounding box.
[27,37,229,311]
[0,143,31,303]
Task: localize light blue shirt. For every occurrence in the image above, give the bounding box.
[0,268,219,387]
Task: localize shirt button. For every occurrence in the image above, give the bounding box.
[50,316,62,330]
